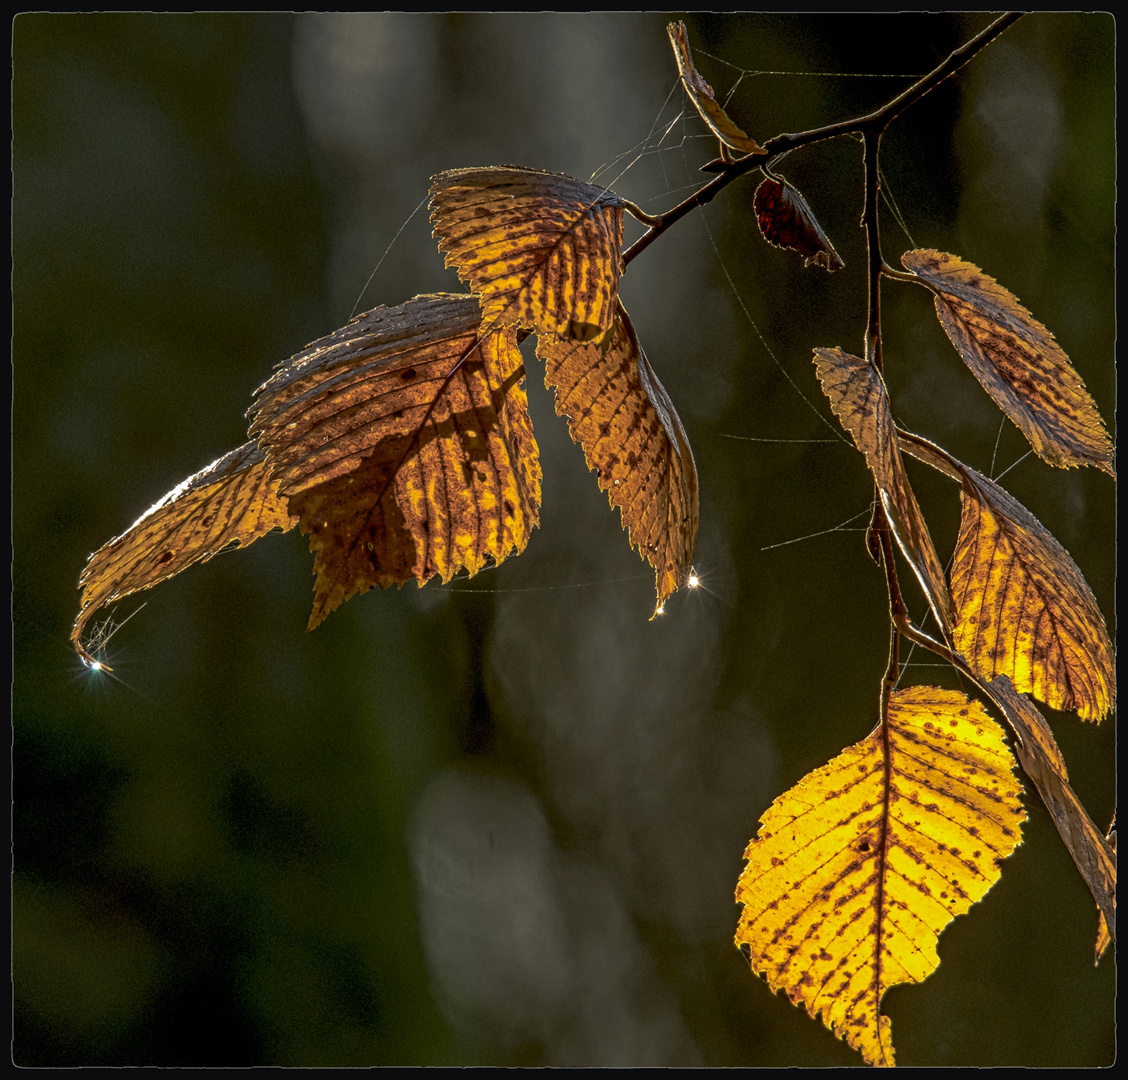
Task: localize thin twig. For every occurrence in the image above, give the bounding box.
[623,12,1023,269]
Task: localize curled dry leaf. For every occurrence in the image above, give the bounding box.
[950,466,1114,722]
[72,442,296,663]
[537,301,698,611]
[901,249,1114,476]
[429,166,625,342]
[667,20,764,156]
[735,686,1025,1067]
[987,675,1115,942]
[250,294,541,629]
[754,176,844,272]
[1095,825,1115,963]
[813,347,952,634]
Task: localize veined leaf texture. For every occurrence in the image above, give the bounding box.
[754,176,844,272]
[537,302,698,609]
[812,347,952,635]
[429,166,626,342]
[901,249,1115,477]
[735,687,1026,1066]
[250,295,542,628]
[950,467,1114,721]
[72,442,296,664]
[74,168,698,655]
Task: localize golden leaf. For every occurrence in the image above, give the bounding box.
[813,347,952,635]
[667,21,764,156]
[429,166,625,341]
[536,301,698,610]
[950,467,1114,721]
[735,686,1026,1066]
[1095,909,1112,965]
[901,249,1115,476]
[251,294,541,629]
[987,676,1115,941]
[72,442,296,664]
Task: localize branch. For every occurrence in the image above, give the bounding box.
[623,12,1023,268]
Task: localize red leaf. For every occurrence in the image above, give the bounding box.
[754,176,843,272]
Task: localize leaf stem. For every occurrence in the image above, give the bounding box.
[862,130,883,371]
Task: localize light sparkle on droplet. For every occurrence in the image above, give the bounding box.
[688,570,700,589]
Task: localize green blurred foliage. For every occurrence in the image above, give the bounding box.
[13,12,1113,1066]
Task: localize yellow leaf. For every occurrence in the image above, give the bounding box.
[429,166,625,340]
[901,249,1115,476]
[251,294,541,629]
[72,442,296,664]
[536,302,698,609]
[667,21,764,156]
[950,467,1114,721]
[735,686,1026,1067]
[813,347,952,635]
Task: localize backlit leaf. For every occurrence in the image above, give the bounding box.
[1095,825,1115,963]
[735,686,1026,1066]
[950,467,1114,721]
[813,347,952,634]
[901,249,1115,476]
[72,442,296,664]
[667,21,764,156]
[537,301,698,610]
[251,294,541,629]
[430,166,625,341]
[754,176,844,272]
[987,676,1115,940]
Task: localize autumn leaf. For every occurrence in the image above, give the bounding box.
[949,466,1114,722]
[901,249,1115,476]
[250,294,541,629]
[754,175,844,272]
[536,301,698,610]
[72,442,296,664]
[986,675,1115,941]
[667,21,765,157]
[735,686,1026,1066]
[429,166,625,342]
[1095,825,1115,963]
[813,347,952,635]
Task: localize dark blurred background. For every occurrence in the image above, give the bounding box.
[13,13,1114,1066]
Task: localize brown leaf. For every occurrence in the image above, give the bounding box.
[667,21,764,156]
[901,249,1115,476]
[754,176,844,272]
[72,442,296,663]
[536,301,698,610]
[429,166,625,341]
[1095,826,1115,963]
[950,466,1114,721]
[251,294,541,629]
[987,675,1115,940]
[813,347,952,634]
